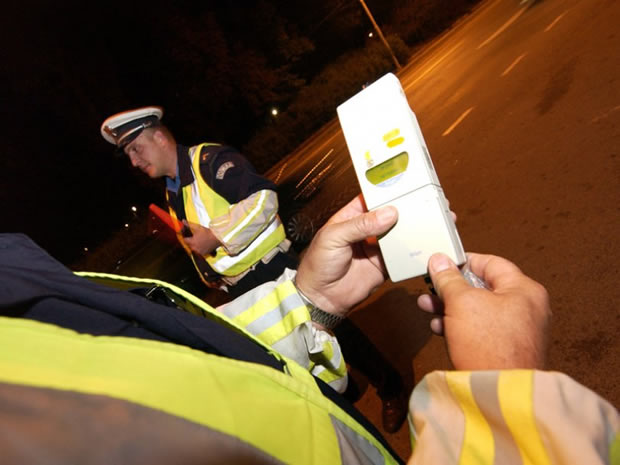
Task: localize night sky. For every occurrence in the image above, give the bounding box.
[1,0,380,265]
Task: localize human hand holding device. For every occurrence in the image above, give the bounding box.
[182,220,221,256]
[418,253,551,370]
[295,195,398,319]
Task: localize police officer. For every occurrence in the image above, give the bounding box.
[101,106,297,298]
[101,108,409,433]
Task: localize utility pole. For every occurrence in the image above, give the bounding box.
[358,0,402,70]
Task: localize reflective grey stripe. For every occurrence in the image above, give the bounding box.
[409,373,463,463]
[470,371,523,465]
[244,293,303,336]
[218,269,299,321]
[310,340,343,374]
[271,330,311,368]
[1,382,285,465]
[531,371,620,465]
[220,290,260,319]
[330,415,386,465]
[187,151,212,226]
[222,190,268,243]
[410,376,431,410]
[212,219,281,272]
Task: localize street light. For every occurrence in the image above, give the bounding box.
[271,108,279,117]
[358,0,402,70]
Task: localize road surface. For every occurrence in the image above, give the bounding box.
[272,0,620,458]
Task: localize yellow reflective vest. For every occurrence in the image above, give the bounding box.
[0,268,401,465]
[167,143,286,281]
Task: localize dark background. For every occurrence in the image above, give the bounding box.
[0,0,479,265]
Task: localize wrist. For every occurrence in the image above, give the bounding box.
[293,277,344,330]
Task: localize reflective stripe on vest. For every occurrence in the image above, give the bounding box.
[182,143,285,277]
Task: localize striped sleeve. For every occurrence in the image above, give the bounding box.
[408,370,620,465]
[209,189,279,256]
[217,268,348,393]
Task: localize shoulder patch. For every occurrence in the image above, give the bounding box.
[216,161,235,180]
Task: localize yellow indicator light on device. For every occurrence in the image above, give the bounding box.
[386,136,405,148]
[382,128,400,142]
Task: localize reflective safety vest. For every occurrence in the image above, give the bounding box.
[171,143,286,278]
[0,272,402,465]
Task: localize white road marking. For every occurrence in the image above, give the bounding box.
[477,7,527,49]
[442,107,475,136]
[545,11,568,32]
[590,105,620,124]
[501,53,528,76]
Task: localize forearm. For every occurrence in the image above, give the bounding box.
[209,189,279,255]
[408,370,619,465]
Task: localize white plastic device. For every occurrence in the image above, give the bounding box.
[337,73,466,282]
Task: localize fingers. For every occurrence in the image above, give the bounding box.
[468,253,550,313]
[466,253,525,290]
[430,318,444,335]
[427,253,471,301]
[416,293,444,314]
[327,205,398,247]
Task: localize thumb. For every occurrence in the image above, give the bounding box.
[330,206,398,246]
[428,253,470,302]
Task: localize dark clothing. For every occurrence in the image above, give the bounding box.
[0,234,283,371]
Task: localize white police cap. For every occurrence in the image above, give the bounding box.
[100,106,164,148]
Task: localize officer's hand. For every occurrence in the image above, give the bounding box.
[417,253,551,370]
[295,195,397,318]
[182,220,221,256]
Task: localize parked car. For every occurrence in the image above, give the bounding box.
[265,146,359,252]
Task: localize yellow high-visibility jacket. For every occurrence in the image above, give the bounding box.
[166,143,286,282]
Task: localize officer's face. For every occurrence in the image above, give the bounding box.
[124,131,166,178]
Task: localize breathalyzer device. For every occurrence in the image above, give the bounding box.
[337,73,467,282]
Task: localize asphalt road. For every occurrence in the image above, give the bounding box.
[272,0,620,458]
